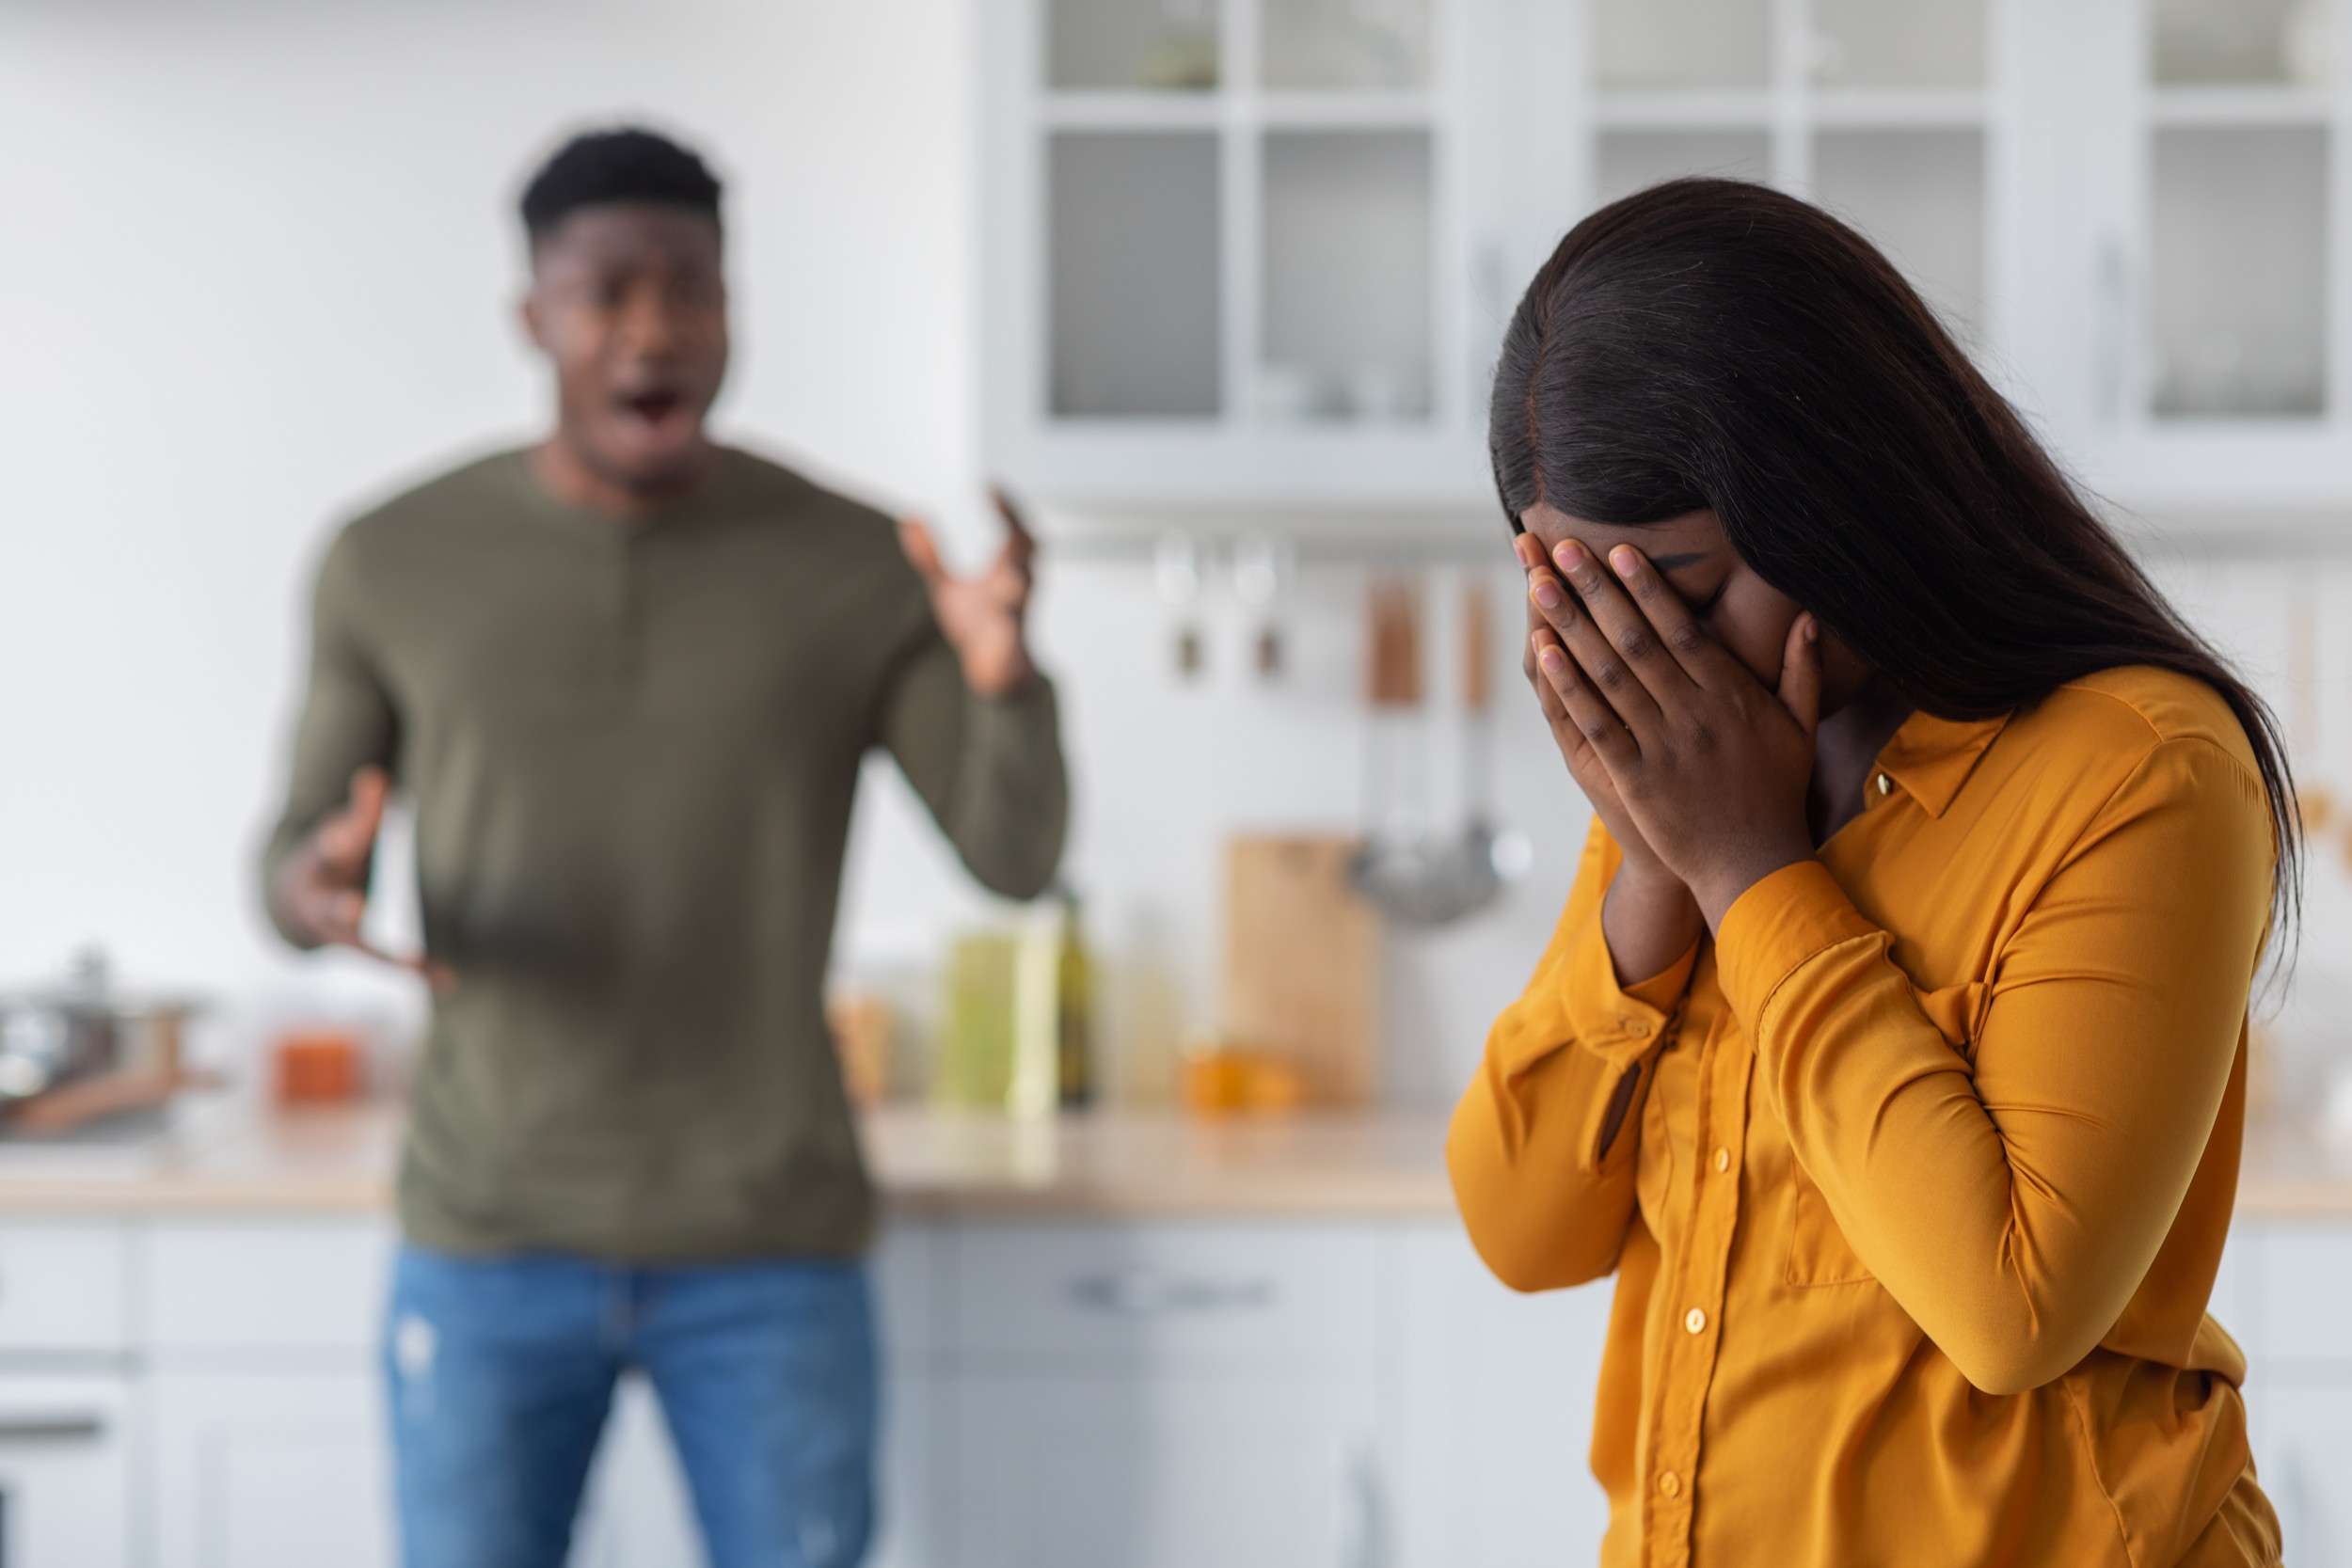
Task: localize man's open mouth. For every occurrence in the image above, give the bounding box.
[623,389,684,424]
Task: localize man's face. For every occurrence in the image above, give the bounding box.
[523,203,728,493]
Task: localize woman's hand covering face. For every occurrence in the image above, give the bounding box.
[1520,532,1823,928]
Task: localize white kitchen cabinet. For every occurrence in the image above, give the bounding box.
[149,1369,391,1568]
[981,0,2352,525]
[0,1373,133,1568]
[951,1369,1382,1568]
[979,0,1518,512]
[944,1219,1389,1568]
[947,1218,1382,1368]
[0,1225,131,1355]
[2250,1377,2352,1568]
[142,1218,392,1354]
[0,1204,2338,1566]
[2223,1219,2352,1568]
[1391,1222,1613,1568]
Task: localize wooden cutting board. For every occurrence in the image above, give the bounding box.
[1223,835,1380,1104]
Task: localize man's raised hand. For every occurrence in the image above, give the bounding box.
[898,486,1038,700]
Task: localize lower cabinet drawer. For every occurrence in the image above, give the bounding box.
[0,1222,132,1353]
[0,1372,133,1568]
[2258,1221,2352,1366]
[142,1219,395,1354]
[949,1220,1381,1367]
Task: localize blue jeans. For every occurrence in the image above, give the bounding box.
[385,1243,876,1568]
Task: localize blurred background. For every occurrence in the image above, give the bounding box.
[3,0,2352,1564]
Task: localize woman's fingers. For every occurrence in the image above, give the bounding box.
[1527,551,1664,736]
[1532,627,1641,773]
[1777,612,1822,737]
[1600,546,1746,689]
[1549,541,1704,706]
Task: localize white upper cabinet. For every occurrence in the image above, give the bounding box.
[981,0,2352,524]
[2047,0,2352,522]
[979,0,1518,514]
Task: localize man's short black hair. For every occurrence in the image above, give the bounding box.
[520,127,723,242]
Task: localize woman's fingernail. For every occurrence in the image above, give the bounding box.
[1538,645,1566,673]
[1532,578,1563,610]
[1804,617,1820,643]
[1612,546,1639,578]
[1554,542,1586,573]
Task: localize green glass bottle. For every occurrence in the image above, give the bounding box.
[1057,886,1094,1109]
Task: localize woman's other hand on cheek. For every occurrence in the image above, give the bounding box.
[1527,537,1821,929]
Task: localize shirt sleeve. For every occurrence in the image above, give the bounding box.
[878,631,1070,902]
[260,531,400,948]
[1448,816,1701,1292]
[1713,736,2273,1394]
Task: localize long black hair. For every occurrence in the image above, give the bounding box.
[1490,177,2299,932]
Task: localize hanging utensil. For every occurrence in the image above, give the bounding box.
[1349,574,1530,926]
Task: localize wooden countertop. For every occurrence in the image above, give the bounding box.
[0,1096,2345,1221]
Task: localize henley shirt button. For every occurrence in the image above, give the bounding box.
[1713,1148,1731,1173]
[1685,1307,1707,1335]
[1877,772,1893,796]
[1659,1471,1681,1498]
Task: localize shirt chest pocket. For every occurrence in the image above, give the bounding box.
[1784,1163,1876,1287]
[1784,979,1986,1289]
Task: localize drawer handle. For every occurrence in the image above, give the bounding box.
[0,1414,103,1444]
[1069,1270,1276,1316]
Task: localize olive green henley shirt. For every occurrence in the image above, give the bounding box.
[262,447,1068,1261]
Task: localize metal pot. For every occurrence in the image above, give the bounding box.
[0,950,202,1117]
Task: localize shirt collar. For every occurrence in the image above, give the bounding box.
[1874,711,2010,817]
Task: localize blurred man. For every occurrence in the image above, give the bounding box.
[262,127,1066,1568]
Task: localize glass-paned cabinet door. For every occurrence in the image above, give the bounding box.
[1813,129,1986,341]
[1261,131,1434,422]
[1586,0,1991,347]
[1048,0,1219,88]
[2148,126,2327,417]
[1030,0,1444,430]
[988,0,1481,505]
[1596,132,1768,206]
[1262,0,1431,89]
[1810,0,1985,88]
[1048,133,1222,417]
[2143,0,2336,420]
[1595,0,1768,90]
[2151,0,2330,85]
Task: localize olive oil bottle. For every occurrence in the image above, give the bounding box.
[1056,886,1093,1108]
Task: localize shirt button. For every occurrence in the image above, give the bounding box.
[1685,1307,1707,1335]
[1713,1148,1730,1174]
[1877,772,1893,796]
[1659,1470,1682,1498]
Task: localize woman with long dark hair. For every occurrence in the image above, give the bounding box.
[1449,179,2288,1566]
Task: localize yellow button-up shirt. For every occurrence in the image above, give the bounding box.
[1449,667,2281,1566]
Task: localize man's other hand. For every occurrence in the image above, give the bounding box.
[276,767,452,991]
[899,486,1038,700]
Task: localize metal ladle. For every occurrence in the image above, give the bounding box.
[1349,576,1532,926]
